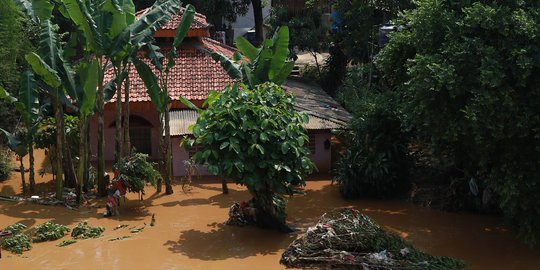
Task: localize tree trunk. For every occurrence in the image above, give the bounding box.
[114,67,123,164]
[252,0,264,45]
[164,103,173,194]
[76,115,86,204]
[54,98,64,200]
[19,158,26,194]
[157,113,164,193]
[97,75,106,196]
[63,131,76,188]
[28,142,35,192]
[221,177,229,194]
[83,120,90,189]
[123,73,131,157]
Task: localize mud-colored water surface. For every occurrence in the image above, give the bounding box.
[1,150,539,270]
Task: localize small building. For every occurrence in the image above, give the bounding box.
[90,7,351,177]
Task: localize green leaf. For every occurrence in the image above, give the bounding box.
[172,4,195,48]
[63,0,97,50]
[273,61,295,85]
[219,141,229,150]
[281,143,290,154]
[0,86,17,103]
[133,58,165,112]
[19,71,39,126]
[79,59,99,116]
[268,26,290,81]
[25,52,61,89]
[0,128,27,157]
[211,52,242,80]
[178,95,202,113]
[38,20,60,69]
[259,132,268,141]
[255,144,265,155]
[235,36,258,61]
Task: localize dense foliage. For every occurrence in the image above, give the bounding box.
[32,222,70,243]
[71,221,105,239]
[0,0,36,140]
[334,66,410,199]
[34,115,79,152]
[114,152,160,194]
[267,6,328,60]
[1,223,31,254]
[0,147,13,181]
[187,82,314,228]
[376,0,540,245]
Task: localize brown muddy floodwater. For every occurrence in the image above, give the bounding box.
[1,150,539,269]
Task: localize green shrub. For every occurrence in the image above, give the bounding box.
[186,82,315,230]
[32,222,70,243]
[335,66,410,199]
[114,152,160,194]
[1,223,31,254]
[71,220,104,239]
[376,0,540,245]
[0,147,13,181]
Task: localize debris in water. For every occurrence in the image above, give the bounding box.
[130,226,145,233]
[57,239,77,247]
[112,224,129,231]
[280,208,466,269]
[150,214,156,227]
[109,236,131,242]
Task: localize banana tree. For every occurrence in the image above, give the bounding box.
[58,0,189,196]
[211,26,295,88]
[15,0,67,199]
[134,4,197,194]
[0,72,40,193]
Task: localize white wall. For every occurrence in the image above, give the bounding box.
[228,3,271,39]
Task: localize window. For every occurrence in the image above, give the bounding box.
[307,133,316,154]
[188,143,203,158]
[130,128,152,155]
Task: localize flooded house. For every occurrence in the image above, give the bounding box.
[89,7,351,177]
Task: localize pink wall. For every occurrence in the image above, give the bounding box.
[89,106,332,176]
[310,132,332,174]
[170,131,332,177]
[89,106,161,162]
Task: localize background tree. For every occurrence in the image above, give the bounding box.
[267,3,329,75]
[376,0,540,245]
[0,0,36,143]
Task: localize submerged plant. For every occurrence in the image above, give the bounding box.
[71,221,105,239]
[57,239,77,247]
[32,222,70,243]
[1,223,31,254]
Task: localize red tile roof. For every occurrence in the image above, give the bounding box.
[135,6,210,31]
[105,38,237,103]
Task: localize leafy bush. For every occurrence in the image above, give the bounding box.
[1,223,31,254]
[32,222,70,243]
[0,147,13,181]
[71,221,104,239]
[186,82,315,229]
[376,0,540,245]
[114,152,160,194]
[335,66,411,199]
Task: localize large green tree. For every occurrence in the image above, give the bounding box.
[376,0,540,245]
[187,83,314,232]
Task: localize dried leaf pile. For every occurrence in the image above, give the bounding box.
[280,208,465,270]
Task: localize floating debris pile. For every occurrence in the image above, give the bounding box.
[280,208,465,269]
